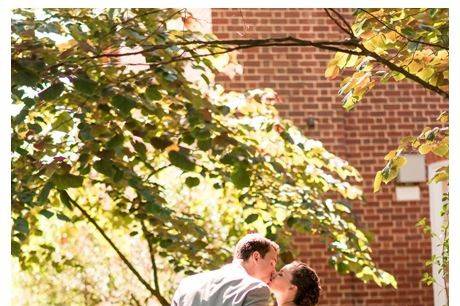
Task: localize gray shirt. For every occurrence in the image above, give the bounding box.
[171,262,271,306]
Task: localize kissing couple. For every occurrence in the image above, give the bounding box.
[172,233,321,306]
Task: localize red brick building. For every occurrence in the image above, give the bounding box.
[211,8,448,306]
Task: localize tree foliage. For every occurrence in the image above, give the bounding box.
[12,8,399,305]
[325,8,449,302]
[325,8,448,109]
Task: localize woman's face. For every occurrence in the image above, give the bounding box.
[268,263,296,293]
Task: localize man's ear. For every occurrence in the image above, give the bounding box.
[253,251,261,261]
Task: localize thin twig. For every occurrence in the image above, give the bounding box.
[64,192,170,306]
[239,9,249,34]
[329,9,354,35]
[131,294,142,306]
[324,9,354,37]
[141,221,161,293]
[144,164,171,183]
[441,215,449,304]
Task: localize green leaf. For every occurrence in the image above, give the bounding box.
[37,182,53,205]
[245,214,259,224]
[197,139,212,151]
[107,134,124,149]
[52,112,73,133]
[337,261,348,274]
[12,64,39,87]
[218,105,230,115]
[11,240,21,257]
[15,217,29,234]
[39,82,65,101]
[193,128,211,140]
[133,141,147,157]
[271,161,285,173]
[392,72,406,81]
[401,27,416,37]
[78,153,90,167]
[28,123,42,133]
[51,174,83,189]
[145,202,171,218]
[111,95,136,116]
[201,73,210,85]
[231,165,250,189]
[94,159,116,178]
[168,151,196,172]
[73,77,97,95]
[39,209,54,218]
[58,190,72,209]
[146,85,162,101]
[151,137,173,150]
[185,176,200,188]
[182,132,195,145]
[145,202,162,214]
[113,166,124,182]
[57,213,71,222]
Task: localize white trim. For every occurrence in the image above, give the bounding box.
[428,160,449,306]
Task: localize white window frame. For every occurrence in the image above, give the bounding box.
[428,160,448,306]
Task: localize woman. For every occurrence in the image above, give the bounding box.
[269,261,321,306]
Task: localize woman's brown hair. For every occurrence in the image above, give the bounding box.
[290,261,321,306]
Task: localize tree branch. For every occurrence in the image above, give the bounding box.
[63,191,170,306]
[357,42,448,99]
[89,36,359,60]
[99,35,448,99]
[48,26,448,100]
[141,221,161,293]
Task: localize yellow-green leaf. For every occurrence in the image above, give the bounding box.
[418,143,433,154]
[52,112,73,133]
[417,67,435,81]
[325,63,340,79]
[432,143,448,157]
[392,156,407,168]
[373,171,383,192]
[384,150,397,161]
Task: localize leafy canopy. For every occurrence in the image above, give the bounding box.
[12,8,402,304]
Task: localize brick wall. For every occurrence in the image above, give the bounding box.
[212,8,448,306]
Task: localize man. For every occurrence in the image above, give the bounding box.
[171,233,279,306]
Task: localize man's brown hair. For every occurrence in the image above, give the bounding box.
[233,233,279,261]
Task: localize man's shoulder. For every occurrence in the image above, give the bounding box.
[176,263,268,292]
[173,265,270,306]
[178,269,214,287]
